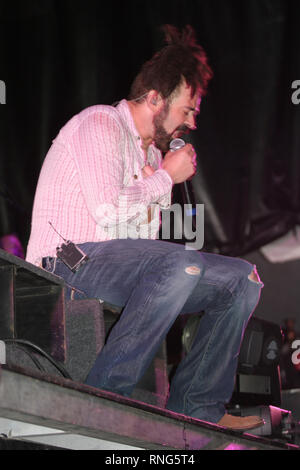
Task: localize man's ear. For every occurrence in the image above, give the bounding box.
[146,90,164,112]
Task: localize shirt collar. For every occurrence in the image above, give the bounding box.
[116,99,141,142]
[116,99,162,165]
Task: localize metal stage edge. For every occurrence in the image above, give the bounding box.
[0,365,298,451]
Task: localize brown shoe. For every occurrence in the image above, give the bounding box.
[217,413,265,431]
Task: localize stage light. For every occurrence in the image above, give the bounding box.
[229,405,300,445]
[181,314,284,407]
[238,317,283,369]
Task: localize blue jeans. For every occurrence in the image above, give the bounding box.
[43,239,263,423]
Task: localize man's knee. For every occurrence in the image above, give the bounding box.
[185,265,201,276]
[166,249,202,280]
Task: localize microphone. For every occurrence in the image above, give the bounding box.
[169,138,186,152]
[169,138,193,206]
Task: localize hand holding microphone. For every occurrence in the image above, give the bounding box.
[162,138,197,184]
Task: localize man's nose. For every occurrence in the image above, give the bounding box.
[185,114,197,130]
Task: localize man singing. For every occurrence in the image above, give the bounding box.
[26,25,264,431]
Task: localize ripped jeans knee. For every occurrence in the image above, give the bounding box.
[248,264,263,286]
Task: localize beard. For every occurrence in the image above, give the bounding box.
[153,102,189,153]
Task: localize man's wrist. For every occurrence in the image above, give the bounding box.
[158,168,174,185]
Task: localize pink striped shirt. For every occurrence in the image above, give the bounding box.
[26,100,173,266]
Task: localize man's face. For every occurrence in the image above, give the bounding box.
[153,82,201,152]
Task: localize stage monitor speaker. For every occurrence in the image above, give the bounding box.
[181,313,283,407]
[0,249,66,362]
[64,299,105,382]
[231,316,283,407]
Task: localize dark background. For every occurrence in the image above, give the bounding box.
[1,0,300,331]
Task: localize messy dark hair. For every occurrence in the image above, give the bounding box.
[129,24,213,102]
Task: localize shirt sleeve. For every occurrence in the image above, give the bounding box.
[70,111,173,228]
